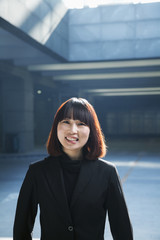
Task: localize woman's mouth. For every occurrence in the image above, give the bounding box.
[65,136,79,143]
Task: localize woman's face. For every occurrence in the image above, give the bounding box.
[57,118,90,160]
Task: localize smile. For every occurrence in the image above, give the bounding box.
[65,137,79,142]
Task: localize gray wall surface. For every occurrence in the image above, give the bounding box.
[0,70,34,153]
[68,2,160,61]
[0,0,69,60]
[1,1,160,61]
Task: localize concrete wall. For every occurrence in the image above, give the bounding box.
[105,110,160,136]
[68,2,160,61]
[0,0,69,60]
[46,13,69,60]
[0,70,34,153]
[1,1,160,61]
[0,80,3,151]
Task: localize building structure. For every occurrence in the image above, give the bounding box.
[0,0,160,152]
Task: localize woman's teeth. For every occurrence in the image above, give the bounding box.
[66,137,78,141]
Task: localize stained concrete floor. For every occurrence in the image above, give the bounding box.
[0,138,160,240]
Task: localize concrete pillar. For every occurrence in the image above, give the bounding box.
[1,71,34,153]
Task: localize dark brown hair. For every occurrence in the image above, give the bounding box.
[47,97,106,159]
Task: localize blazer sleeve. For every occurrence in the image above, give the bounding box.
[107,165,133,240]
[13,165,38,240]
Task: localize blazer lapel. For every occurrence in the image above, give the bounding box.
[70,159,97,208]
[44,156,72,224]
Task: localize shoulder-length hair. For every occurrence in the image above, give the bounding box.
[47,97,107,160]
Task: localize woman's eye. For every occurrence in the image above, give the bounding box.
[62,120,69,124]
[78,122,86,126]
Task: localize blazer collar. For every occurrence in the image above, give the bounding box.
[44,155,97,222]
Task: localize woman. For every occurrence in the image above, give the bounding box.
[13,97,133,240]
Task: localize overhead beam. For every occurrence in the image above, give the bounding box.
[28,58,160,71]
[53,71,160,81]
[83,87,160,96]
[93,91,160,96]
[86,87,160,93]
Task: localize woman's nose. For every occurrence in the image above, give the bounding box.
[69,123,78,133]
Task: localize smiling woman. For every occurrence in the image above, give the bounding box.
[57,118,90,160]
[47,97,106,160]
[13,97,133,240]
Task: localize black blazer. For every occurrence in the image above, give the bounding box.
[13,156,133,240]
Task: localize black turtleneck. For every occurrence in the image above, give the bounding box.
[59,153,82,206]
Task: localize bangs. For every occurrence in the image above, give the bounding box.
[59,99,91,126]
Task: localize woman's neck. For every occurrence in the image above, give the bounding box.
[63,149,83,161]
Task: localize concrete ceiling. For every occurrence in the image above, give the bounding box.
[1,17,160,99]
[28,59,160,98]
[0,17,66,66]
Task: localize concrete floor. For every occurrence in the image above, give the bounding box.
[0,138,160,240]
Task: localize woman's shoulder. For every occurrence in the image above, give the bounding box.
[96,158,120,183]
[96,158,117,174]
[29,155,59,171]
[85,157,115,169]
[98,158,115,168]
